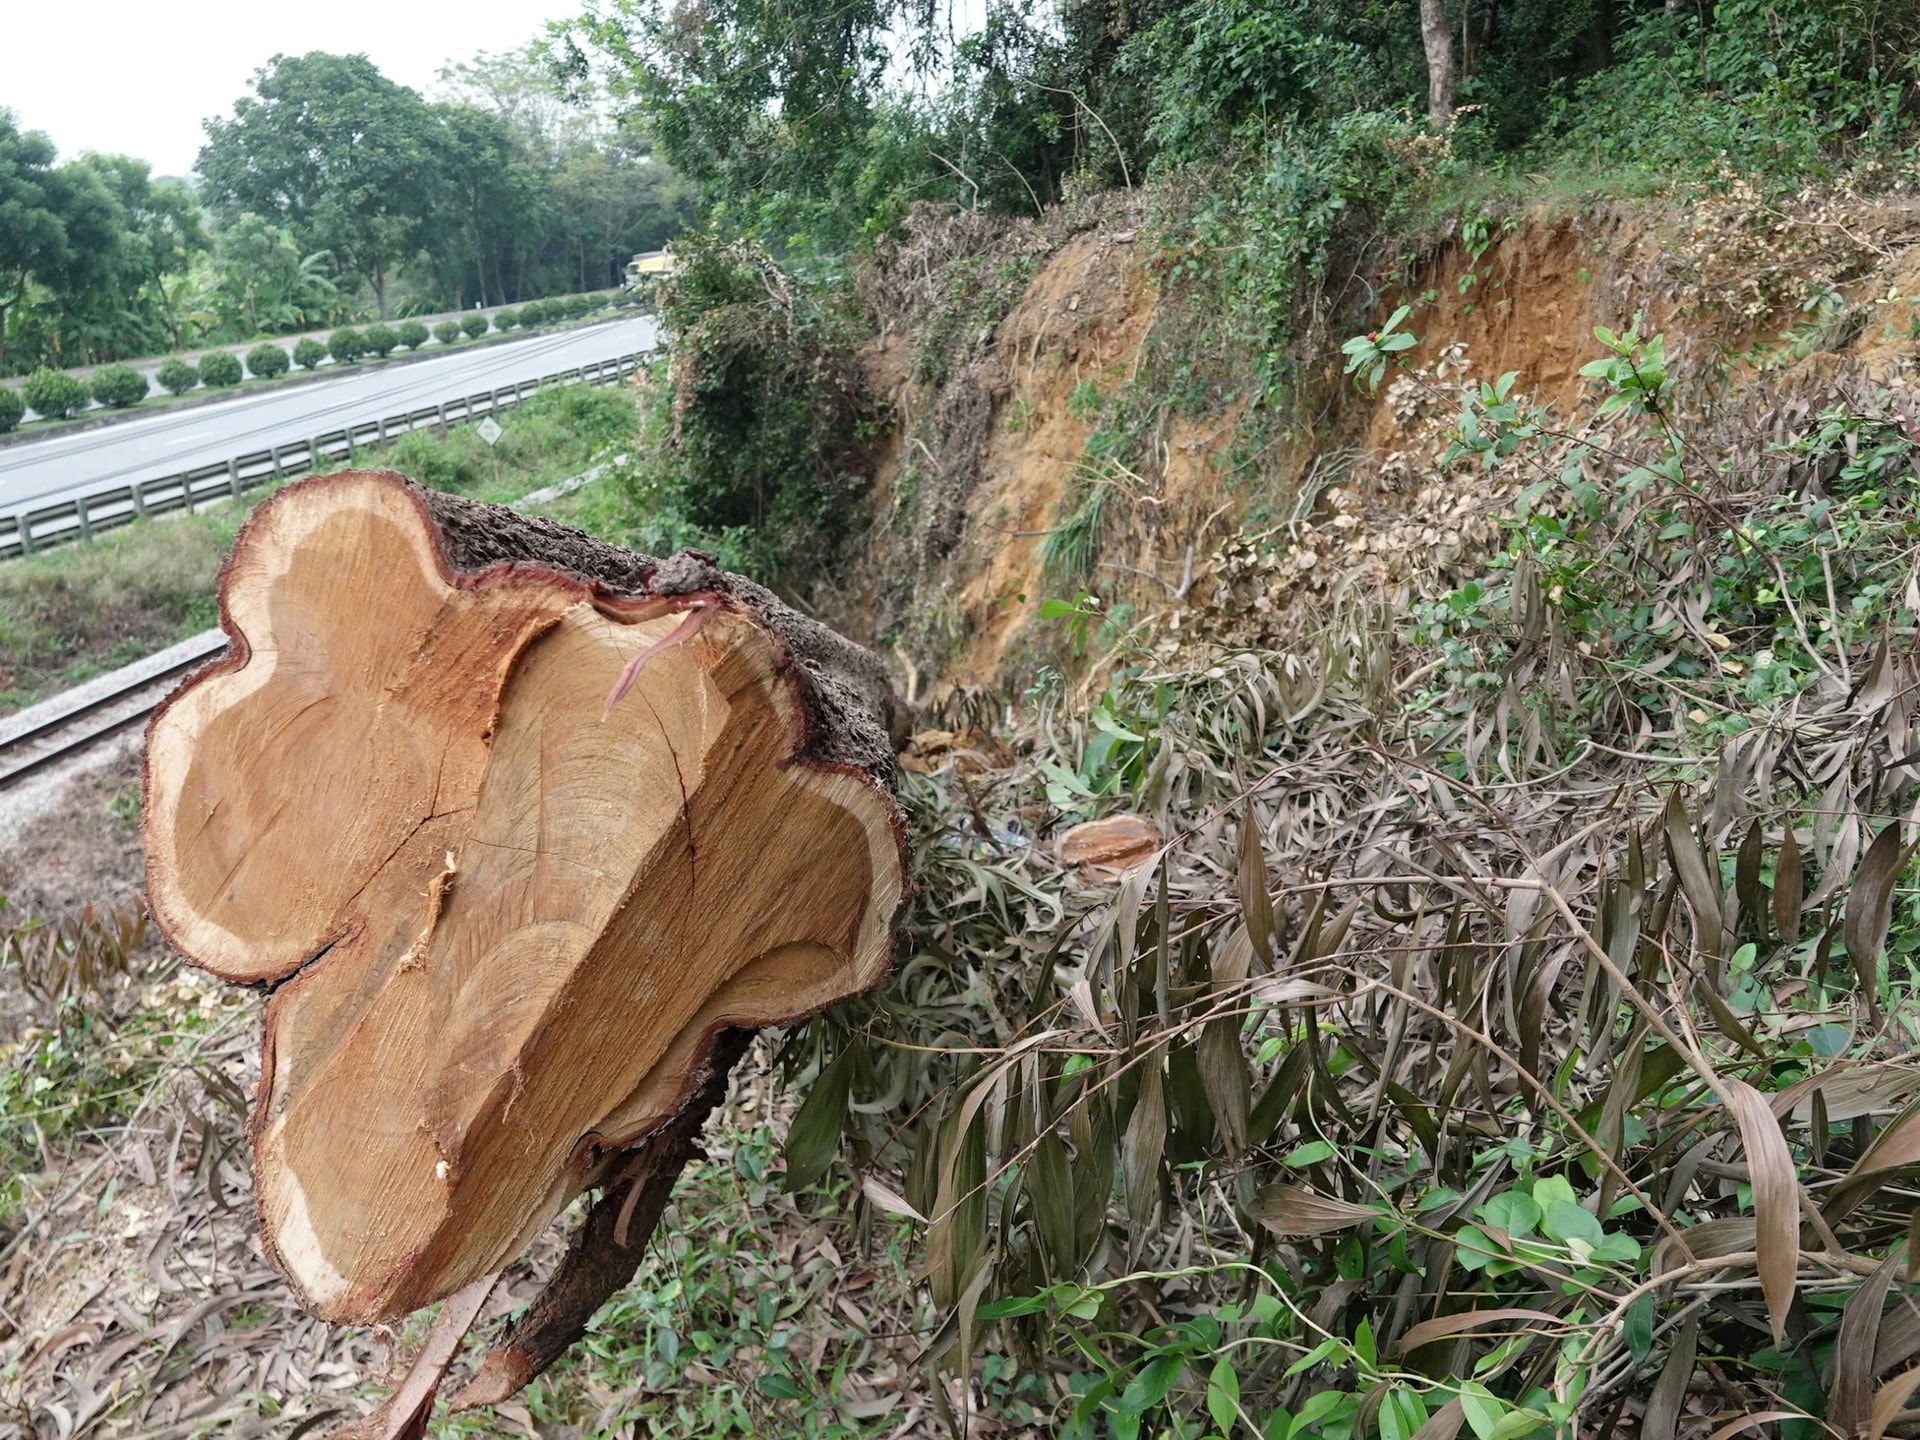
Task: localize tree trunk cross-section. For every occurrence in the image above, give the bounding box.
[144,469,906,1326]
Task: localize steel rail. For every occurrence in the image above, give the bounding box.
[0,631,229,788]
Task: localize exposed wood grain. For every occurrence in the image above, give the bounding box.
[145,470,905,1326]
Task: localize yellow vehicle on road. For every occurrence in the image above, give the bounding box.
[623,250,676,309]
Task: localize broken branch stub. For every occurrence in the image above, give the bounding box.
[144,469,906,1325]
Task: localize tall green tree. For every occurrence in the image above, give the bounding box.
[560,0,908,245]
[72,154,209,352]
[0,111,126,372]
[198,52,442,318]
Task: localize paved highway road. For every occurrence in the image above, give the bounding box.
[0,314,657,522]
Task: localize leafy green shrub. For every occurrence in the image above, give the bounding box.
[328,328,366,364]
[1545,0,1918,179]
[0,387,24,433]
[88,364,148,409]
[460,313,488,340]
[395,320,430,351]
[433,320,462,345]
[491,308,518,331]
[292,338,327,371]
[155,358,199,395]
[387,426,484,492]
[21,368,90,419]
[245,343,290,380]
[610,235,870,580]
[197,350,243,387]
[362,323,398,357]
[518,300,550,327]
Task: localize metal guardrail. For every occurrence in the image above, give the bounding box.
[1,349,651,561]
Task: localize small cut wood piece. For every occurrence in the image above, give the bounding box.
[144,469,906,1328]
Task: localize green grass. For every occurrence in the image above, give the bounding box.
[0,381,640,715]
[426,1124,946,1438]
[0,513,236,713]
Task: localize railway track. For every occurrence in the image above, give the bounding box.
[0,630,227,789]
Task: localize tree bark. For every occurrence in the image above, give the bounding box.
[1420,0,1456,127]
[145,470,907,1335]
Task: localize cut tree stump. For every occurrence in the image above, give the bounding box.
[145,471,906,1382]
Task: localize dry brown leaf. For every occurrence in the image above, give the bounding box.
[1832,1246,1902,1436]
[1868,1363,1920,1440]
[1389,1307,1567,1355]
[1238,802,1277,969]
[1410,1398,1466,1440]
[1725,1077,1801,1344]
[1775,828,1805,944]
[1642,1313,1699,1440]
[1707,1411,1810,1440]
[1255,1184,1379,1237]
[1665,791,1726,973]
[1846,822,1911,1017]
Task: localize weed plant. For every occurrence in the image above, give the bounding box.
[767,317,1920,1439]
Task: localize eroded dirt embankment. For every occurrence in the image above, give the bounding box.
[860,186,1920,704]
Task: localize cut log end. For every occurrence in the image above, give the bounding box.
[145,470,905,1324]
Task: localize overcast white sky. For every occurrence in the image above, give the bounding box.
[9,0,589,178]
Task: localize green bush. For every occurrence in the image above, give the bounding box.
[329,328,366,364]
[611,236,870,580]
[395,320,430,351]
[433,320,463,345]
[21,368,90,419]
[362,323,399,357]
[292,338,327,371]
[245,343,290,380]
[518,300,550,327]
[0,387,24,433]
[460,313,488,340]
[88,364,149,409]
[491,308,518,331]
[155,358,199,395]
[387,427,485,493]
[197,350,243,387]
[1545,0,1919,179]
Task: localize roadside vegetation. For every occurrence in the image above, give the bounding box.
[0,382,638,713]
[0,44,691,383]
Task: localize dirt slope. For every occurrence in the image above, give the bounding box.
[862,185,1920,703]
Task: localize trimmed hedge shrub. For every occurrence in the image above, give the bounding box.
[460,313,488,340]
[329,328,366,364]
[22,368,90,419]
[246,343,291,380]
[434,320,462,345]
[395,320,430,351]
[491,308,518,331]
[0,386,24,433]
[293,338,327,371]
[519,300,550,327]
[198,350,243,387]
[363,323,399,357]
[89,364,149,408]
[156,358,199,395]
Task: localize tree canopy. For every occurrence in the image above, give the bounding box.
[198,53,441,319]
[0,44,692,375]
